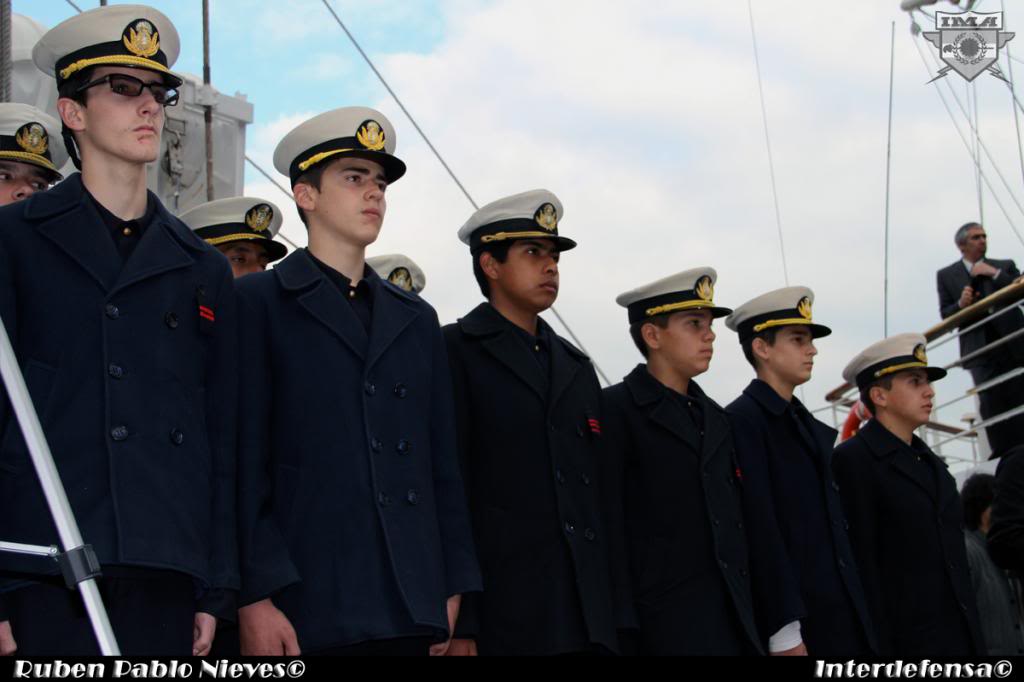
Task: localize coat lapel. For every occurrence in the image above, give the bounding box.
[863,421,937,502]
[366,276,420,371]
[276,250,368,361]
[461,304,547,400]
[27,175,121,292]
[701,401,729,464]
[548,326,584,413]
[625,366,701,455]
[111,211,198,294]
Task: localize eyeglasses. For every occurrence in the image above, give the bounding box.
[75,73,180,107]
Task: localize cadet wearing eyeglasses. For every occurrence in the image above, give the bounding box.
[0,4,238,656]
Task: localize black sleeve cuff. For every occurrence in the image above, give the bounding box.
[0,594,8,622]
[196,588,237,624]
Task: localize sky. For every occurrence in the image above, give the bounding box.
[14,0,1024,469]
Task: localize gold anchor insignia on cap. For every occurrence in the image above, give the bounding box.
[15,123,48,156]
[798,297,813,320]
[245,204,273,232]
[388,267,414,292]
[356,120,386,152]
[914,344,928,364]
[695,275,714,303]
[123,20,160,59]
[534,203,558,232]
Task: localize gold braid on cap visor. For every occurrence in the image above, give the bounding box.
[479,231,558,244]
[59,55,171,81]
[873,361,928,379]
[0,151,56,171]
[753,318,816,333]
[645,299,717,317]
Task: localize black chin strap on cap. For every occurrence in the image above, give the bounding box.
[61,125,82,171]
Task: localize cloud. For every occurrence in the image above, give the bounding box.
[236,0,1024,467]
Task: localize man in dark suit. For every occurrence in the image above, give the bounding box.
[937,222,1024,458]
[443,190,630,656]
[832,334,984,656]
[602,268,763,656]
[0,5,237,656]
[234,107,480,657]
[725,287,876,657]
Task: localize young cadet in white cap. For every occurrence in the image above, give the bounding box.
[832,334,984,657]
[235,107,480,656]
[0,5,237,656]
[367,254,426,294]
[0,103,67,206]
[180,197,288,279]
[443,190,630,655]
[601,268,762,655]
[724,288,877,657]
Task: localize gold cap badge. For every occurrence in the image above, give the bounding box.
[914,344,928,364]
[798,297,813,320]
[122,20,160,59]
[388,267,413,292]
[695,275,714,303]
[15,123,48,156]
[356,120,386,152]
[534,203,558,232]
[245,204,273,232]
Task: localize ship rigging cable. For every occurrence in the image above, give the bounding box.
[1002,0,1024,190]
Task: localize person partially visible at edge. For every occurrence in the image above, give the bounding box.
[937,222,1024,459]
[961,472,1024,656]
[832,334,985,657]
[0,103,67,207]
[0,4,239,657]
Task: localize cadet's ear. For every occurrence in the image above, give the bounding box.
[869,384,889,411]
[479,251,501,282]
[293,182,317,214]
[640,321,661,353]
[751,337,771,364]
[57,98,86,133]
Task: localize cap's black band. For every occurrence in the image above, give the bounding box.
[855,354,923,389]
[737,308,803,342]
[55,40,169,86]
[0,134,53,162]
[627,291,705,325]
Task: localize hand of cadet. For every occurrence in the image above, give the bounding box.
[971,261,1000,278]
[430,594,462,656]
[959,285,978,309]
[0,621,16,656]
[239,599,301,656]
[193,612,217,657]
[772,642,809,657]
[446,639,478,656]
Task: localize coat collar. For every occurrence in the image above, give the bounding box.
[743,379,839,456]
[25,174,205,293]
[858,418,950,503]
[624,365,729,458]
[274,249,420,366]
[457,303,589,404]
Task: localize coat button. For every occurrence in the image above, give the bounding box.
[169,429,184,446]
[105,304,120,320]
[396,439,411,455]
[378,492,391,507]
[564,522,576,535]
[580,474,591,487]
[549,423,557,433]
[110,426,128,442]
[741,569,750,578]
[407,490,419,506]
[364,382,376,397]
[576,426,585,438]
[371,438,383,453]
[164,312,179,329]
[394,384,408,399]
[838,559,847,569]
[108,364,124,379]
[556,470,566,485]
[737,522,744,530]
[584,528,596,541]
[832,481,840,492]
[719,560,729,570]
